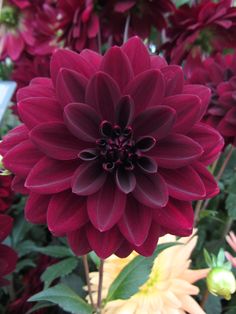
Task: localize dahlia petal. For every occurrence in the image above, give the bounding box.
[115,168,136,193]
[133,171,168,208]
[48,191,88,235]
[133,106,176,139]
[150,55,168,69]
[160,65,184,96]
[50,49,94,86]
[86,226,123,259]
[188,123,224,165]
[11,176,29,195]
[80,49,102,69]
[87,177,126,231]
[160,166,206,201]
[25,193,50,224]
[25,157,79,194]
[115,240,133,258]
[137,156,157,173]
[0,125,28,156]
[218,119,236,136]
[0,244,17,276]
[72,161,107,196]
[3,140,43,177]
[122,36,151,75]
[7,33,24,61]
[135,136,156,152]
[78,149,98,161]
[153,198,193,236]
[18,97,62,130]
[193,162,219,198]
[30,78,53,87]
[134,222,160,257]
[115,95,134,129]
[67,226,91,256]
[152,134,203,168]
[118,197,152,246]
[86,72,121,121]
[56,68,87,108]
[183,84,211,120]
[162,94,202,133]
[125,69,165,114]
[64,103,100,142]
[225,107,236,125]
[30,122,84,160]
[0,215,12,242]
[17,84,55,102]
[100,46,134,91]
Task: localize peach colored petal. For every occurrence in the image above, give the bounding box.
[181,295,206,314]
[181,268,209,283]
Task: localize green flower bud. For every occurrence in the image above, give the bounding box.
[0,6,19,27]
[206,267,236,300]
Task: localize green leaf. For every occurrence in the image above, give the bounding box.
[217,248,225,266]
[204,294,222,314]
[28,284,93,314]
[12,213,32,245]
[25,301,55,314]
[15,240,36,257]
[226,194,236,218]
[106,242,178,302]
[16,258,36,272]
[41,257,78,289]
[34,245,73,258]
[174,0,189,7]
[204,249,212,267]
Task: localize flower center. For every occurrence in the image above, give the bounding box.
[97,121,136,172]
[0,6,19,27]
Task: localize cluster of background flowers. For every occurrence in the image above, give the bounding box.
[1,0,236,314]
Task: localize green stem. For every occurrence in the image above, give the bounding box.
[96,259,104,313]
[123,14,131,44]
[82,255,95,309]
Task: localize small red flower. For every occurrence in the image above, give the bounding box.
[0,37,223,258]
[164,0,236,64]
[188,53,236,147]
[0,214,17,286]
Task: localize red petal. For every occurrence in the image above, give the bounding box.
[72,161,107,196]
[153,198,193,236]
[152,134,203,169]
[86,72,121,121]
[122,36,150,75]
[87,225,123,259]
[25,193,50,224]
[133,106,176,139]
[133,172,168,208]
[161,65,184,96]
[30,122,84,160]
[87,177,126,231]
[0,125,28,156]
[125,69,165,115]
[160,166,206,201]
[116,168,136,193]
[0,215,12,242]
[67,226,91,256]
[48,191,88,235]
[56,68,87,108]
[100,46,133,91]
[25,157,78,194]
[18,97,62,130]
[64,102,100,142]
[0,244,17,276]
[118,197,152,246]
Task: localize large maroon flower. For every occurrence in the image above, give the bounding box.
[188,53,236,147]
[0,37,223,258]
[164,0,236,64]
[0,214,17,286]
[0,175,13,212]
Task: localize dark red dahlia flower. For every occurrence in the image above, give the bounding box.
[0,1,57,61]
[57,0,99,52]
[100,0,175,45]
[164,0,236,64]
[188,53,236,147]
[0,37,223,258]
[0,175,13,212]
[0,214,17,286]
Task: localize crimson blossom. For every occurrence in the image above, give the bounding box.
[0,214,17,286]
[189,53,236,147]
[164,0,236,64]
[0,175,13,212]
[0,37,223,258]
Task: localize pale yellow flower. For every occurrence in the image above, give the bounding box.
[89,231,209,314]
